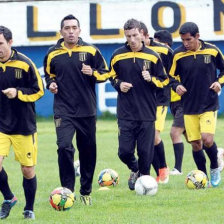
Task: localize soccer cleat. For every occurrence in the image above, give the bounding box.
[217,148,224,172]
[210,168,221,187]
[0,196,17,219]
[80,195,92,205]
[23,210,35,220]
[159,167,169,184]
[169,168,183,176]
[128,171,139,190]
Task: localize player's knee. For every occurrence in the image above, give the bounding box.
[0,156,4,171]
[201,133,214,147]
[191,140,202,151]
[154,137,161,145]
[21,166,35,179]
[202,138,213,148]
[154,132,161,145]
[170,129,181,143]
[170,130,176,142]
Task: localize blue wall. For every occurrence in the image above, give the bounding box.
[16,41,224,117]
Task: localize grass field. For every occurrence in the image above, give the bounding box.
[2,116,224,223]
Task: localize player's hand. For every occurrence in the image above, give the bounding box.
[210,81,221,93]
[81,63,93,76]
[49,82,58,94]
[176,85,187,96]
[2,88,17,99]
[120,82,133,93]
[142,66,151,82]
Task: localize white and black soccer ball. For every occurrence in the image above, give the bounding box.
[135,175,158,196]
[74,160,80,177]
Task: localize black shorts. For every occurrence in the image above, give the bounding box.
[170,101,185,128]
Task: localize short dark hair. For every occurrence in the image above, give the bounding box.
[154,30,173,47]
[140,22,148,36]
[60,14,80,29]
[179,22,199,37]
[124,19,141,31]
[0,26,12,42]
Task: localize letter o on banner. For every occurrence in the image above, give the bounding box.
[151,1,182,33]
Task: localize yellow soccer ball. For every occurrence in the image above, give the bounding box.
[185,170,208,189]
[49,187,75,211]
[98,169,119,187]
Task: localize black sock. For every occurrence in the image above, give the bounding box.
[173,143,184,172]
[203,142,218,169]
[152,149,160,176]
[192,150,207,175]
[0,168,14,200]
[23,176,37,211]
[155,141,167,168]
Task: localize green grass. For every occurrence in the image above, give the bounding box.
[2,117,224,223]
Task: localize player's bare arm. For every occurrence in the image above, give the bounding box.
[176,85,187,96]
[120,82,133,93]
[81,63,93,76]
[210,81,221,93]
[49,82,58,94]
[2,88,17,99]
[142,65,151,82]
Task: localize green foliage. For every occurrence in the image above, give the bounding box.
[2,119,224,223]
[98,111,116,120]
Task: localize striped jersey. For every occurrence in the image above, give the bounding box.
[0,49,44,134]
[93,42,169,121]
[169,40,224,114]
[44,38,108,117]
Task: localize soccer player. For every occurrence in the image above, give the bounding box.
[154,30,173,49]
[44,15,108,205]
[140,23,173,183]
[154,30,185,175]
[88,19,169,190]
[170,22,224,187]
[0,26,44,219]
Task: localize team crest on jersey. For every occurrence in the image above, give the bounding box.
[79,52,87,62]
[204,55,211,64]
[143,60,151,70]
[26,152,32,159]
[15,69,22,79]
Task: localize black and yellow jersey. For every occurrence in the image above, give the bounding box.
[44,38,108,117]
[170,39,224,114]
[0,49,44,135]
[93,42,168,121]
[147,38,173,106]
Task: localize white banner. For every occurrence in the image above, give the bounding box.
[0,0,223,46]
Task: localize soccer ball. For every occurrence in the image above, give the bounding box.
[185,170,208,189]
[49,187,75,211]
[135,175,158,196]
[98,169,119,187]
[74,160,80,177]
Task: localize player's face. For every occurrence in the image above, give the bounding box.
[60,19,81,48]
[125,28,143,52]
[0,34,12,62]
[180,32,200,51]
